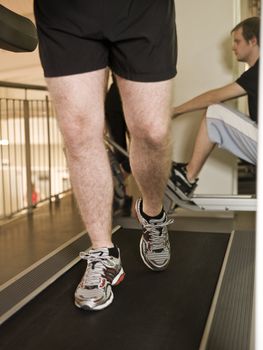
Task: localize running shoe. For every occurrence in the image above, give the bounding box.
[135,198,173,271]
[74,246,125,311]
[167,162,198,200]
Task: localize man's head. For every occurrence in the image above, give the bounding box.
[231,17,260,64]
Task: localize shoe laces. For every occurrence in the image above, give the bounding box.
[79,251,111,288]
[143,218,173,251]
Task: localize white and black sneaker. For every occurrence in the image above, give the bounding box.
[135,198,173,271]
[74,246,125,311]
[167,162,198,201]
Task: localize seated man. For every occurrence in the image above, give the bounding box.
[168,16,259,200]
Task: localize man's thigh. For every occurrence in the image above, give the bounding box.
[46,69,108,134]
[116,76,174,134]
[206,103,257,164]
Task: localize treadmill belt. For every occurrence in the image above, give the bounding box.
[0,229,229,350]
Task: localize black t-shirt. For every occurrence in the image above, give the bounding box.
[236,59,259,123]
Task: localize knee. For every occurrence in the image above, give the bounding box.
[61,119,103,157]
[130,121,170,148]
[206,104,224,119]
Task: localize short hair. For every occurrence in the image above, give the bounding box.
[231,17,260,45]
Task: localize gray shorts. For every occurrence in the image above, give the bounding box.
[206,103,257,165]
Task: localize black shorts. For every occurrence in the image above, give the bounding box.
[34,0,177,82]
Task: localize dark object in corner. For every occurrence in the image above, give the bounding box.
[0,4,38,52]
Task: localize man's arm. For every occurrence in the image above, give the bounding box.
[172,82,247,118]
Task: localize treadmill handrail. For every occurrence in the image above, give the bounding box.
[0,4,38,52]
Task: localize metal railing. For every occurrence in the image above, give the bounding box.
[0,81,71,220]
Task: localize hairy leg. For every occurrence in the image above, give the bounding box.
[186,115,215,181]
[46,69,114,248]
[116,76,173,216]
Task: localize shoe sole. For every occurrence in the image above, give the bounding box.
[75,268,125,311]
[112,267,125,286]
[167,178,193,201]
[75,291,114,311]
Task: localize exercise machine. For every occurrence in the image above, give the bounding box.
[105,136,257,213]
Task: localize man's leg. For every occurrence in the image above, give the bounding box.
[168,111,213,200]
[116,77,173,216]
[46,69,125,310]
[116,76,173,271]
[186,114,215,182]
[169,103,257,200]
[187,103,257,179]
[205,104,257,164]
[47,69,113,247]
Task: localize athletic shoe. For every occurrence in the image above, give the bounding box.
[167,162,198,200]
[74,246,125,311]
[135,198,173,271]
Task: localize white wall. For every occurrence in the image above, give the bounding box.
[171,0,243,194]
